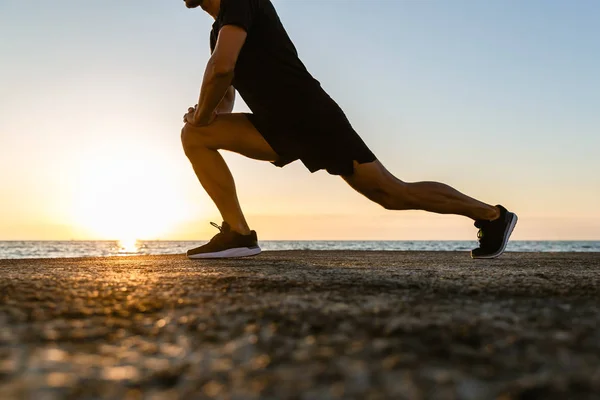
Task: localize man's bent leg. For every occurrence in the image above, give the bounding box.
[342,160,500,221]
[181,113,279,234]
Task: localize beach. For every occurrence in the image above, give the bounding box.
[1,251,599,399]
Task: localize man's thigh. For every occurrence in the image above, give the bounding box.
[182,113,279,162]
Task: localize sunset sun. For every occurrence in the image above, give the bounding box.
[70,147,197,241]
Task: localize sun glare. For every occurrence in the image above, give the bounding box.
[118,238,140,254]
[71,147,198,240]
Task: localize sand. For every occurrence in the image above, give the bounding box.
[0,251,599,399]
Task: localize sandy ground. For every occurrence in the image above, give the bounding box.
[0,251,599,399]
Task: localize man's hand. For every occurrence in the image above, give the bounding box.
[183,105,216,127]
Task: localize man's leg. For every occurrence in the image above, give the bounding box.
[344,160,518,259]
[181,113,279,234]
[342,160,500,221]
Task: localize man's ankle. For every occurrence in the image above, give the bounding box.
[489,206,501,221]
[231,225,252,236]
[476,206,501,222]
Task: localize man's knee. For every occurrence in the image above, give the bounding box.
[370,182,416,210]
[181,124,212,155]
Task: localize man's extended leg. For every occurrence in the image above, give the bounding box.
[342,160,499,220]
[181,113,279,235]
[343,160,517,258]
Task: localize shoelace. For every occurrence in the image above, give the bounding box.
[475,220,488,246]
[477,229,485,243]
[208,222,226,243]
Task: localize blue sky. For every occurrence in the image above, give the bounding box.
[0,0,599,240]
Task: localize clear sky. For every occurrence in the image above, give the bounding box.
[1,0,599,241]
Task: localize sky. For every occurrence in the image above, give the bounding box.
[1,0,599,241]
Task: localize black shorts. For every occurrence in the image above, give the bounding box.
[244,103,376,176]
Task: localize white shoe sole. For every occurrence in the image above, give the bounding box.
[187,246,261,259]
[471,213,518,259]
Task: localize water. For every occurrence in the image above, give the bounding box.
[0,241,599,259]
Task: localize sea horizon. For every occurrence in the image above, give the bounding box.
[1,239,598,242]
[1,240,599,260]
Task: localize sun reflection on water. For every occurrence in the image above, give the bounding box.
[118,238,140,255]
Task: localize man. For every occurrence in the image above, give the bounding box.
[180,0,518,259]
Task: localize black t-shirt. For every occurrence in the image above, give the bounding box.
[210,0,334,120]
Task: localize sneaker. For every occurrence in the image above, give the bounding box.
[187,221,261,259]
[471,205,518,259]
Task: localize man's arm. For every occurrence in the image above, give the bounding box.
[215,86,236,114]
[192,25,247,125]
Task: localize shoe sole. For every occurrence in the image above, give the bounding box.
[471,213,518,259]
[187,246,262,259]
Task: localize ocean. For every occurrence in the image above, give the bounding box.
[0,241,599,259]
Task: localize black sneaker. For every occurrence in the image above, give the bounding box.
[187,222,261,259]
[471,205,518,259]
